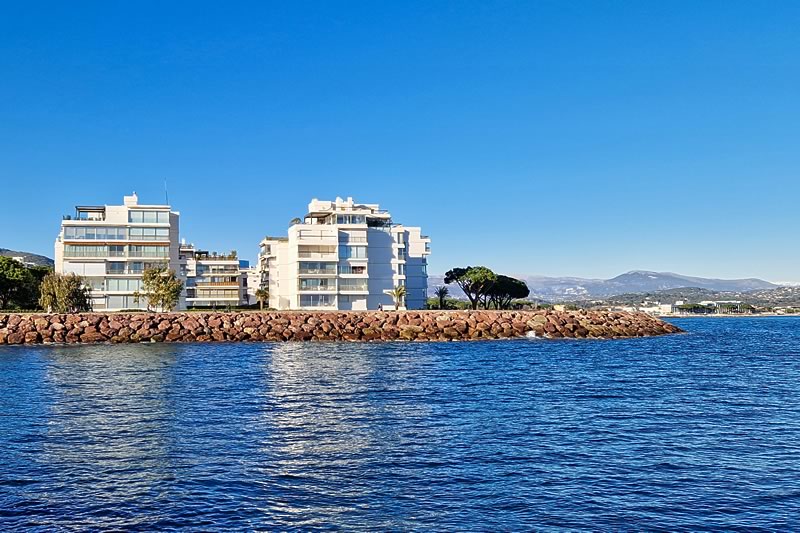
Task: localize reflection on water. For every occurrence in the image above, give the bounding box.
[2,317,800,529]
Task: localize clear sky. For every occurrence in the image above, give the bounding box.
[1,1,798,281]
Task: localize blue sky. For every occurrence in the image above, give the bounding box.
[1,1,798,281]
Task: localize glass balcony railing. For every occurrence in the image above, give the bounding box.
[298,252,337,259]
[339,283,368,291]
[338,236,368,243]
[299,268,337,275]
[298,284,336,291]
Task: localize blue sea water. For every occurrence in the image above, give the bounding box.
[1,317,799,530]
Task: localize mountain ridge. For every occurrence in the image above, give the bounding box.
[0,248,54,268]
[428,270,780,302]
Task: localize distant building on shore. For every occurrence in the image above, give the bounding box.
[178,243,247,309]
[258,197,430,310]
[54,193,180,311]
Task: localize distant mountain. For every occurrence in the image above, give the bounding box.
[595,285,800,308]
[428,270,779,302]
[0,248,54,268]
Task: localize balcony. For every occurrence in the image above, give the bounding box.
[339,283,368,292]
[195,281,239,287]
[298,268,337,276]
[297,281,336,292]
[338,236,368,243]
[297,230,337,246]
[298,252,337,259]
[106,269,144,275]
[338,265,367,275]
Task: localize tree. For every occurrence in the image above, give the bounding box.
[388,285,407,309]
[134,266,184,312]
[487,275,530,310]
[444,266,497,310]
[434,285,449,310]
[0,257,33,309]
[255,287,269,311]
[20,266,52,309]
[38,272,93,313]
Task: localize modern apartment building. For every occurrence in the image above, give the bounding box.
[239,265,261,306]
[178,243,244,308]
[258,197,430,310]
[54,193,180,311]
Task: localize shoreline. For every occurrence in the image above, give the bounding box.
[661,313,800,318]
[0,310,682,345]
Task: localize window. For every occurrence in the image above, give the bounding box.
[109,245,125,257]
[338,264,366,275]
[84,278,105,291]
[107,262,125,274]
[129,227,170,240]
[299,261,336,275]
[298,278,334,291]
[339,245,367,259]
[339,278,368,291]
[128,210,169,224]
[336,214,366,225]
[128,245,169,258]
[64,245,108,257]
[107,278,142,292]
[299,294,335,307]
[107,295,145,309]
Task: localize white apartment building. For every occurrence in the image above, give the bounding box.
[178,243,244,308]
[240,265,261,306]
[54,193,180,311]
[258,197,430,310]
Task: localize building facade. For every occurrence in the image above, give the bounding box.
[178,243,244,308]
[239,264,261,306]
[258,197,430,310]
[54,193,180,311]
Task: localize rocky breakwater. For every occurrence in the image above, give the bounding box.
[0,310,681,345]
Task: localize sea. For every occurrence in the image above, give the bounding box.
[1,317,799,530]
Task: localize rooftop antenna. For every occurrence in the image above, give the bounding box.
[164,179,169,205]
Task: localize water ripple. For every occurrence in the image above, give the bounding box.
[1,317,799,529]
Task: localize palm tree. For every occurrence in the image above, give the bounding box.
[255,288,269,311]
[388,285,407,309]
[434,285,449,309]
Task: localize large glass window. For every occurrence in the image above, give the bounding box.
[299,294,335,307]
[107,262,125,274]
[299,261,336,275]
[64,226,126,240]
[107,295,145,309]
[339,278,368,291]
[83,278,105,291]
[107,278,142,292]
[64,245,108,257]
[128,245,169,258]
[129,227,170,240]
[338,264,366,275]
[339,245,367,259]
[298,278,334,291]
[128,210,169,224]
[335,214,366,225]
